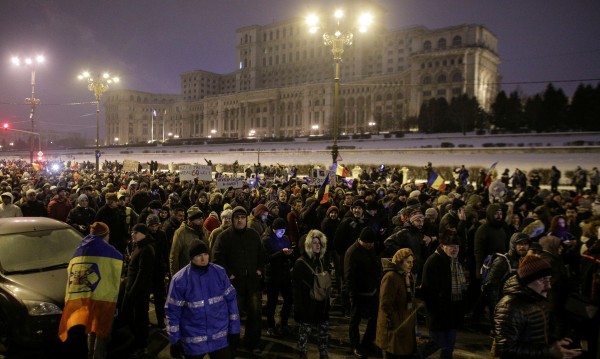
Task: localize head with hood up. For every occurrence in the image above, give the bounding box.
[508,232,530,257]
[485,204,504,226]
[305,229,327,259]
[539,235,562,256]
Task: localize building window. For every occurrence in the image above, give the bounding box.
[437,74,447,83]
[423,41,432,51]
[452,72,462,82]
[452,35,462,47]
[438,38,446,49]
[423,76,432,84]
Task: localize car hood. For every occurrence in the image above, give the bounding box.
[3,268,67,306]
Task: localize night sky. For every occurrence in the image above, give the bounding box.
[1,0,599,139]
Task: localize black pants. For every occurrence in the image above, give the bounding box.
[237,292,262,350]
[265,280,293,328]
[151,277,167,327]
[349,295,378,349]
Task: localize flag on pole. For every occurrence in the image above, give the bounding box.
[427,171,446,191]
[336,164,350,177]
[487,161,498,175]
[315,172,330,204]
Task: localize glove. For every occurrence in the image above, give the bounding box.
[228,333,240,349]
[170,340,183,358]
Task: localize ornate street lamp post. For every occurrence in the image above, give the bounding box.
[11,55,45,164]
[307,9,373,165]
[78,71,119,173]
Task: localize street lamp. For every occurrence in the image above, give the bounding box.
[11,54,45,164]
[78,71,120,173]
[307,8,373,165]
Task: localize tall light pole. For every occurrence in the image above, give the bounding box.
[78,71,120,173]
[11,55,45,164]
[307,9,373,165]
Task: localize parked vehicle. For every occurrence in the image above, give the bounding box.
[0,217,82,353]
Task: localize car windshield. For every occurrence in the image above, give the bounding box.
[0,228,82,273]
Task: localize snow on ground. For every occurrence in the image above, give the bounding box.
[5,132,599,173]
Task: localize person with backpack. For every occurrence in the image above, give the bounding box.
[292,229,331,359]
[481,232,530,328]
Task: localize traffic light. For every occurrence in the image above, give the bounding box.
[2,123,8,131]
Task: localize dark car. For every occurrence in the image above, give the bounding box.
[0,217,82,353]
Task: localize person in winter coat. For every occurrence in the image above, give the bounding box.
[382,208,432,281]
[212,206,265,355]
[375,248,418,359]
[492,255,582,359]
[121,223,155,358]
[482,232,530,326]
[538,235,571,338]
[262,218,295,337]
[166,240,241,359]
[19,189,48,217]
[421,229,467,359]
[333,200,367,314]
[66,194,96,235]
[95,193,128,255]
[474,204,510,280]
[169,206,206,276]
[293,229,331,359]
[47,187,72,222]
[345,227,383,358]
[146,214,169,329]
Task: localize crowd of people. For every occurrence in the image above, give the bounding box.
[0,158,599,359]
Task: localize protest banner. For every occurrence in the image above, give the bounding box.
[123,160,140,172]
[179,165,212,182]
[216,177,246,190]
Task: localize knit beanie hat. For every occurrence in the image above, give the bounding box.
[359,227,377,243]
[326,206,339,216]
[90,222,110,238]
[204,216,220,233]
[352,200,366,210]
[189,240,209,259]
[272,218,286,230]
[517,255,552,285]
[265,200,278,212]
[131,223,149,236]
[146,214,161,226]
[425,208,438,219]
[452,198,466,211]
[253,204,268,217]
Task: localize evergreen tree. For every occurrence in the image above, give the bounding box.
[541,83,568,131]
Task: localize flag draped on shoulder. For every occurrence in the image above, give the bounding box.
[58,235,123,341]
[315,172,330,204]
[427,171,446,191]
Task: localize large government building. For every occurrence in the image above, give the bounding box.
[104,14,500,145]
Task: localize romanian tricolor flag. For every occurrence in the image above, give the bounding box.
[427,171,446,192]
[315,173,330,204]
[58,235,123,341]
[335,164,350,178]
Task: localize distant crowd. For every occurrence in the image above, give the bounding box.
[1,157,599,359]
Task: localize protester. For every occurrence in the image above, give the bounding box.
[58,222,123,359]
[375,248,417,359]
[293,229,331,359]
[493,255,582,359]
[165,240,241,359]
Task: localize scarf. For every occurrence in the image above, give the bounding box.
[404,271,414,309]
[450,257,467,301]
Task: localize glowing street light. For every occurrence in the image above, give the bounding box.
[78,71,120,172]
[12,54,45,164]
[306,8,373,165]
